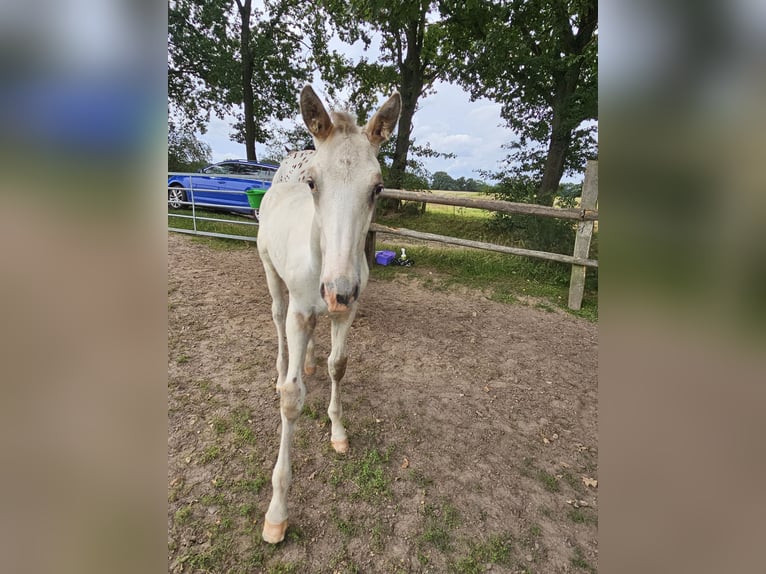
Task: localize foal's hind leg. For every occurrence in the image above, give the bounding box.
[263,303,316,544]
[262,259,288,388]
[327,307,356,454]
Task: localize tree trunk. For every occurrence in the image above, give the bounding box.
[537,66,581,206]
[389,97,415,189]
[239,0,257,161]
[537,113,570,206]
[387,18,424,208]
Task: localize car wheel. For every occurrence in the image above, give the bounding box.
[168,185,186,209]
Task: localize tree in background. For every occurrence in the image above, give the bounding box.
[168,123,212,172]
[441,0,597,207]
[431,170,457,191]
[168,0,312,161]
[261,123,316,164]
[316,1,449,193]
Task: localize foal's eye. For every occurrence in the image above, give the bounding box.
[372,184,383,199]
[306,178,316,191]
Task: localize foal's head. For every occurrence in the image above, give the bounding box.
[299,85,401,313]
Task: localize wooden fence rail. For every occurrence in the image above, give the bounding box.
[366,160,599,310]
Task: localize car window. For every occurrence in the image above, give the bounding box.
[203,165,234,175]
[238,165,277,181]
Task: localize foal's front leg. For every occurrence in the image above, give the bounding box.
[262,305,316,544]
[327,307,357,454]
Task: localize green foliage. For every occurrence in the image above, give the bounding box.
[431,171,492,192]
[316,1,450,191]
[168,123,212,172]
[441,0,598,202]
[168,0,312,154]
[489,176,579,254]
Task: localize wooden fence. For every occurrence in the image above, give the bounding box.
[365,160,598,311]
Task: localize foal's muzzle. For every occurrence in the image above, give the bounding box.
[320,278,359,313]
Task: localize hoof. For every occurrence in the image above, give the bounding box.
[304,364,316,376]
[331,438,349,454]
[262,518,288,544]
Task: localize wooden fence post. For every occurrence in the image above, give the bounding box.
[364,207,377,270]
[568,161,599,310]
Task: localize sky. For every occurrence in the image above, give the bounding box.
[203,80,511,183]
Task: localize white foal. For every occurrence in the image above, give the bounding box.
[257,85,401,544]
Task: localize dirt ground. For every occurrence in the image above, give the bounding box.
[168,232,598,573]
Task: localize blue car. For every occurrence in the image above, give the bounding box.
[168,159,279,220]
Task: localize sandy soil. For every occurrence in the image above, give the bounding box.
[168,232,598,573]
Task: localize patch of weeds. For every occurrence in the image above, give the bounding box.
[199,491,227,507]
[568,507,598,525]
[303,399,323,421]
[333,515,359,538]
[328,547,362,574]
[266,562,303,574]
[535,302,555,313]
[450,533,514,574]
[420,500,461,552]
[176,354,190,364]
[173,505,193,525]
[233,474,268,494]
[286,526,304,543]
[409,468,434,489]
[200,445,221,464]
[536,469,560,493]
[562,469,585,493]
[211,416,229,435]
[168,478,185,503]
[570,545,596,573]
[303,399,330,426]
[183,535,234,571]
[417,552,430,567]
[231,407,257,447]
[238,502,256,517]
[527,524,542,540]
[370,520,386,552]
[331,447,392,500]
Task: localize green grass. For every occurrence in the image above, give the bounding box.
[331,447,393,500]
[419,500,461,552]
[173,505,192,525]
[536,469,561,493]
[449,534,514,574]
[331,509,360,538]
[570,545,596,573]
[568,507,598,525]
[168,207,259,240]
[200,445,221,463]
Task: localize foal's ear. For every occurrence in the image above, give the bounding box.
[300,85,333,142]
[364,91,402,147]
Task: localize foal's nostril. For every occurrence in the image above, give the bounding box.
[336,292,350,306]
[352,284,359,300]
[320,283,326,299]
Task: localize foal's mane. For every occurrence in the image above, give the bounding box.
[330,111,360,135]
